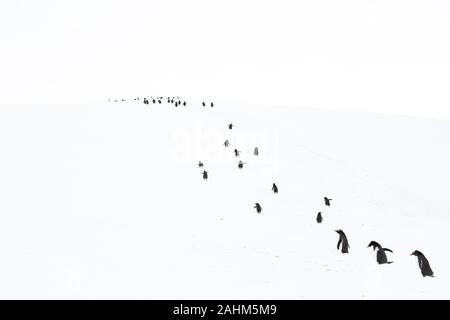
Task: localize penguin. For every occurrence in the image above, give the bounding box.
[254,203,262,213]
[272,183,278,194]
[234,149,240,157]
[228,123,233,130]
[411,250,434,277]
[153,99,156,104]
[202,170,208,180]
[183,101,186,106]
[158,100,162,104]
[335,229,349,253]
[202,102,206,107]
[238,160,245,169]
[198,161,204,168]
[254,147,259,156]
[211,102,214,107]
[316,212,323,223]
[324,197,332,206]
[175,102,178,107]
[367,241,393,264]
[224,140,230,147]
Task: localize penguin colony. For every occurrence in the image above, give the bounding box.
[110,96,435,279]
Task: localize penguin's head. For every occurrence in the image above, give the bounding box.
[411,250,422,257]
[368,241,381,251]
[335,229,342,235]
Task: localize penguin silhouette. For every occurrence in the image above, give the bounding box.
[254,203,262,213]
[272,183,278,194]
[158,100,161,104]
[228,123,233,130]
[234,149,240,157]
[224,140,230,147]
[202,170,208,180]
[153,99,156,104]
[335,230,349,253]
[175,102,178,107]
[324,197,332,206]
[238,160,245,169]
[202,102,206,107]
[254,147,259,156]
[316,212,323,223]
[198,161,204,168]
[183,101,186,106]
[411,250,434,277]
[211,102,214,107]
[367,241,393,264]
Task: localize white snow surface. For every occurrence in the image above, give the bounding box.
[0,101,449,299]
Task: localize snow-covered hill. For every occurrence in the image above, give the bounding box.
[0,100,449,299]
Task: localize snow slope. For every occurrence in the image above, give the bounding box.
[0,100,449,299]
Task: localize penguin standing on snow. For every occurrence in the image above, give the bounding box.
[335,229,349,253]
[224,140,230,147]
[238,160,245,169]
[234,149,240,157]
[202,170,208,180]
[228,123,233,130]
[411,250,434,277]
[324,197,332,206]
[316,212,323,223]
[202,102,206,107]
[254,203,262,213]
[272,183,278,194]
[198,161,204,168]
[211,102,214,107]
[254,147,259,156]
[367,241,393,264]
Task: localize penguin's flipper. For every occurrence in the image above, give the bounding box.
[337,238,342,250]
[383,248,393,253]
[387,261,394,264]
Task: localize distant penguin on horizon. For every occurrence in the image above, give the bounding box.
[316,212,323,223]
[238,160,245,169]
[324,197,332,206]
[224,140,230,147]
[198,161,204,168]
[335,229,349,253]
[202,170,208,180]
[228,123,233,130]
[272,183,278,194]
[411,250,434,277]
[234,149,240,157]
[202,102,206,107]
[254,147,259,156]
[367,241,393,264]
[254,203,262,213]
[211,102,214,107]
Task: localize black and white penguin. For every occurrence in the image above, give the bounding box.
[335,229,349,253]
[254,147,259,156]
[324,197,332,206]
[367,241,393,264]
[238,160,245,169]
[202,170,208,180]
[224,140,230,147]
[198,161,204,168]
[316,212,323,223]
[254,203,262,213]
[202,102,206,107]
[234,149,240,157]
[411,250,434,277]
[272,183,278,194]
[228,123,233,130]
[211,102,214,107]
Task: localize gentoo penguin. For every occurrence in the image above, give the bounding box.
[198,161,204,168]
[272,183,278,194]
[411,250,434,277]
[324,197,332,206]
[367,241,393,264]
[202,170,208,180]
[234,149,240,157]
[316,212,323,223]
[228,123,233,130]
[238,160,245,169]
[254,147,259,156]
[254,203,262,213]
[224,140,230,147]
[335,229,349,253]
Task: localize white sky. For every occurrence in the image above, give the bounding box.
[1,0,450,119]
